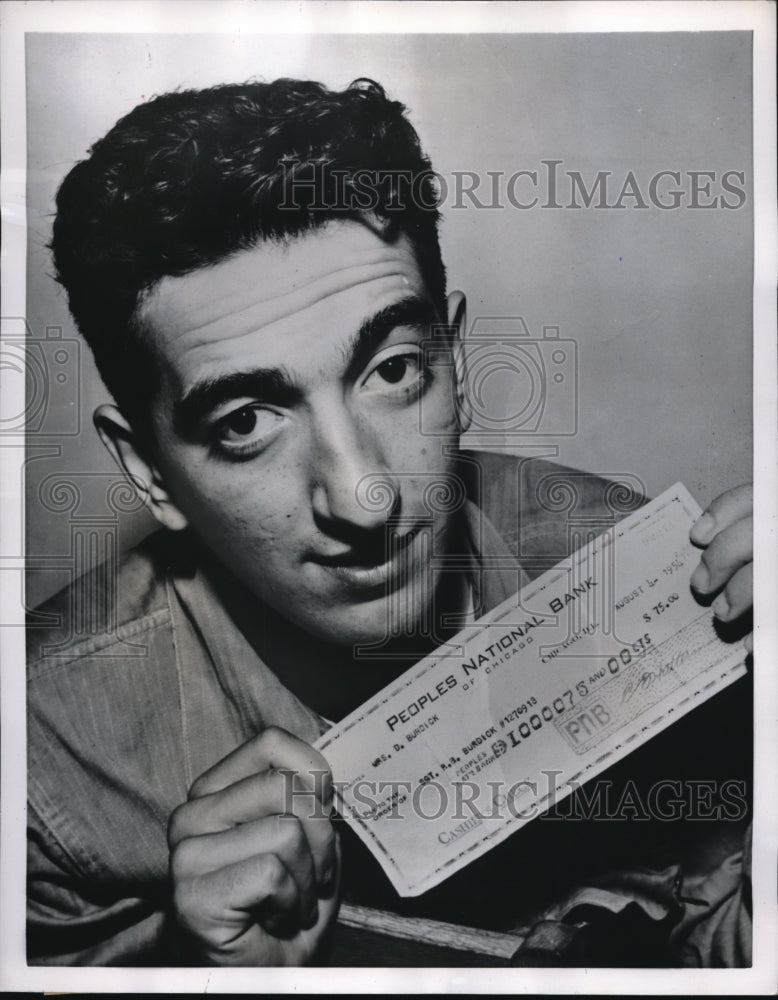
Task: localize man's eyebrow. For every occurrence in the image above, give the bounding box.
[342,296,441,381]
[173,367,300,435]
[172,296,441,435]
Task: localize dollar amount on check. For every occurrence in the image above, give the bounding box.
[315,483,748,897]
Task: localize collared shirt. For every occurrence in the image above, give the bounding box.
[27,454,751,966]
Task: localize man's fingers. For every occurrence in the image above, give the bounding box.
[690,516,752,595]
[171,814,319,927]
[690,482,752,546]
[711,563,753,624]
[190,726,332,805]
[171,769,288,839]
[174,851,302,941]
[169,769,337,887]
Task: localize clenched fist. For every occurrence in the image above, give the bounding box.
[168,726,340,965]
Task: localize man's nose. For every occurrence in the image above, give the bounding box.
[309,403,399,533]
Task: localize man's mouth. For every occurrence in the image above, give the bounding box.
[309,527,422,592]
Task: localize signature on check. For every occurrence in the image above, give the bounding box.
[621,648,690,704]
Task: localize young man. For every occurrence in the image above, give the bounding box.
[27,78,753,966]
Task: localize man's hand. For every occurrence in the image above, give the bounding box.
[690,483,753,654]
[168,727,340,966]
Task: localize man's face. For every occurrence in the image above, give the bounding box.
[136,219,464,645]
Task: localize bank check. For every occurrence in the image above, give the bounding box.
[315,484,748,897]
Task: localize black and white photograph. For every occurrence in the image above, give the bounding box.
[1,1,776,992]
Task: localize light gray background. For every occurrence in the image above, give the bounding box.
[25,31,753,607]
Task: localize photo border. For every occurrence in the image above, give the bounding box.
[1,1,775,993]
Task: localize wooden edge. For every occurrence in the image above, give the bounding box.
[336,902,526,960]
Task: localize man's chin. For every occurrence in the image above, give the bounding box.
[293,592,435,652]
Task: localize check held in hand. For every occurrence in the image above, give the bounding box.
[316,484,749,897]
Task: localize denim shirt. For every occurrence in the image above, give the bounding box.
[27,453,751,966]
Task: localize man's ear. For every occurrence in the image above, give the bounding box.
[93,404,189,532]
[446,289,472,433]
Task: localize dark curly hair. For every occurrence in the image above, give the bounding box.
[51,78,446,437]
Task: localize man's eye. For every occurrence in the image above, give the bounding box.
[376,356,411,384]
[226,407,259,436]
[363,351,427,395]
[215,405,284,454]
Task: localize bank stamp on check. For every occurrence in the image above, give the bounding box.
[315,484,748,897]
